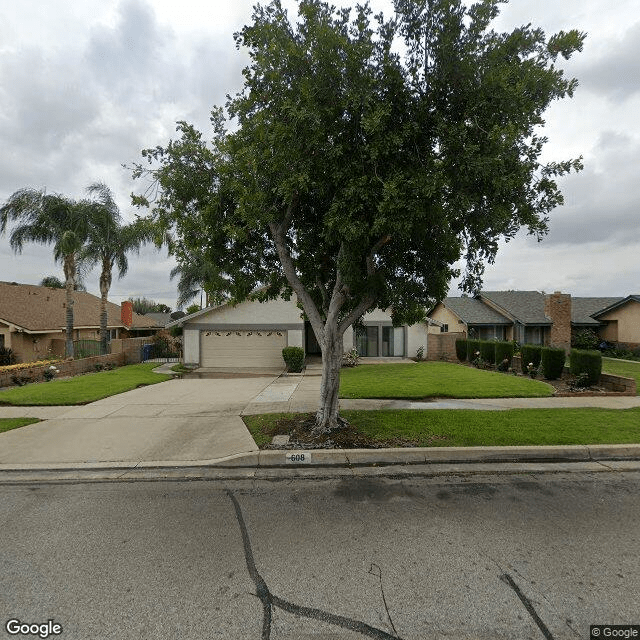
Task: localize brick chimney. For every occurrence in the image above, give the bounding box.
[544,291,571,352]
[121,300,133,328]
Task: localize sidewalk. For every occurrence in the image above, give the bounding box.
[0,364,639,483]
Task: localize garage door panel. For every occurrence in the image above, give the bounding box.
[201,331,287,367]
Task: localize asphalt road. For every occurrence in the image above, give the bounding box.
[1,472,639,640]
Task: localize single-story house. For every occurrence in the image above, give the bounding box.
[429,290,640,350]
[0,281,159,362]
[167,296,429,368]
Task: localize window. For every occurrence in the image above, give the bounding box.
[356,326,378,357]
[440,324,449,333]
[0,334,4,349]
[357,325,404,357]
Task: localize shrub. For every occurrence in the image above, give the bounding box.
[479,340,496,364]
[540,347,566,380]
[455,339,467,362]
[415,345,425,361]
[571,328,600,351]
[569,349,602,386]
[0,347,17,366]
[342,348,360,368]
[282,346,305,372]
[495,341,514,367]
[520,344,542,374]
[467,339,481,363]
[43,365,60,382]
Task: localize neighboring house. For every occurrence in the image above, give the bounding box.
[167,297,428,368]
[592,296,640,348]
[429,290,639,350]
[143,312,174,329]
[0,281,159,362]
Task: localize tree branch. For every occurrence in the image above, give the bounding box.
[366,235,391,276]
[269,196,325,343]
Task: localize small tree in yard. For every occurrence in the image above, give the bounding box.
[132,0,584,433]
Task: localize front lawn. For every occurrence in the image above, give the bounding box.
[339,361,553,399]
[0,363,172,406]
[245,407,640,448]
[0,418,41,434]
[603,358,640,395]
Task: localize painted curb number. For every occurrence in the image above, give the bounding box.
[285,452,312,464]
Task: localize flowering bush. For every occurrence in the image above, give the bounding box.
[0,359,61,373]
[43,365,60,382]
[526,362,538,378]
[342,348,360,368]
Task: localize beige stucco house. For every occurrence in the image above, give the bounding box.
[592,296,640,347]
[0,281,159,362]
[168,296,429,368]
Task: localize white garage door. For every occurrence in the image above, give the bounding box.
[200,330,287,368]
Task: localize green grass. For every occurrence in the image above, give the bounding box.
[0,418,41,434]
[339,361,553,399]
[244,407,640,448]
[603,358,640,395]
[0,363,172,406]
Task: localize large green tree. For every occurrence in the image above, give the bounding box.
[132,0,584,431]
[79,182,153,354]
[1,190,90,357]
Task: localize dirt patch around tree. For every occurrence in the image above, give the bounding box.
[259,413,449,450]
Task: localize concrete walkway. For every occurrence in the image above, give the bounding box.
[0,364,639,481]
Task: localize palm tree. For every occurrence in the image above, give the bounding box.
[1,189,89,357]
[79,182,154,354]
[170,253,227,309]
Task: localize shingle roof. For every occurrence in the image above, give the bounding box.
[590,295,640,319]
[479,291,551,324]
[0,281,158,332]
[143,312,173,327]
[571,297,624,325]
[443,297,511,325]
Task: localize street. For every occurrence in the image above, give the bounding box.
[1,471,638,639]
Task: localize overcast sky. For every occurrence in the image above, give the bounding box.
[1,0,638,309]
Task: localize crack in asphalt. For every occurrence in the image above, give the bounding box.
[500,573,555,640]
[226,489,403,639]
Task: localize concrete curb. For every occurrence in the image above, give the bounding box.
[1,444,640,484]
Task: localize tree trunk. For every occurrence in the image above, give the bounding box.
[100,290,108,355]
[63,254,75,358]
[99,259,112,356]
[314,327,344,433]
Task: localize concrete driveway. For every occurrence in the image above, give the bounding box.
[0,375,281,466]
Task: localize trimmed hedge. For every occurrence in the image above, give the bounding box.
[479,340,496,364]
[495,341,514,367]
[569,349,602,386]
[455,339,467,362]
[467,339,481,361]
[282,346,305,372]
[541,347,566,380]
[520,344,543,374]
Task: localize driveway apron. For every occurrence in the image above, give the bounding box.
[0,376,278,465]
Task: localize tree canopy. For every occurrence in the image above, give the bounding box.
[132,0,584,429]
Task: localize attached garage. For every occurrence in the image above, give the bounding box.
[200,330,287,368]
[173,296,305,369]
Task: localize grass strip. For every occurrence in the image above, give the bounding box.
[339,361,553,399]
[244,407,640,448]
[0,418,41,434]
[0,363,172,406]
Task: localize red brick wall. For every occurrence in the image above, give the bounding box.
[545,292,571,352]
